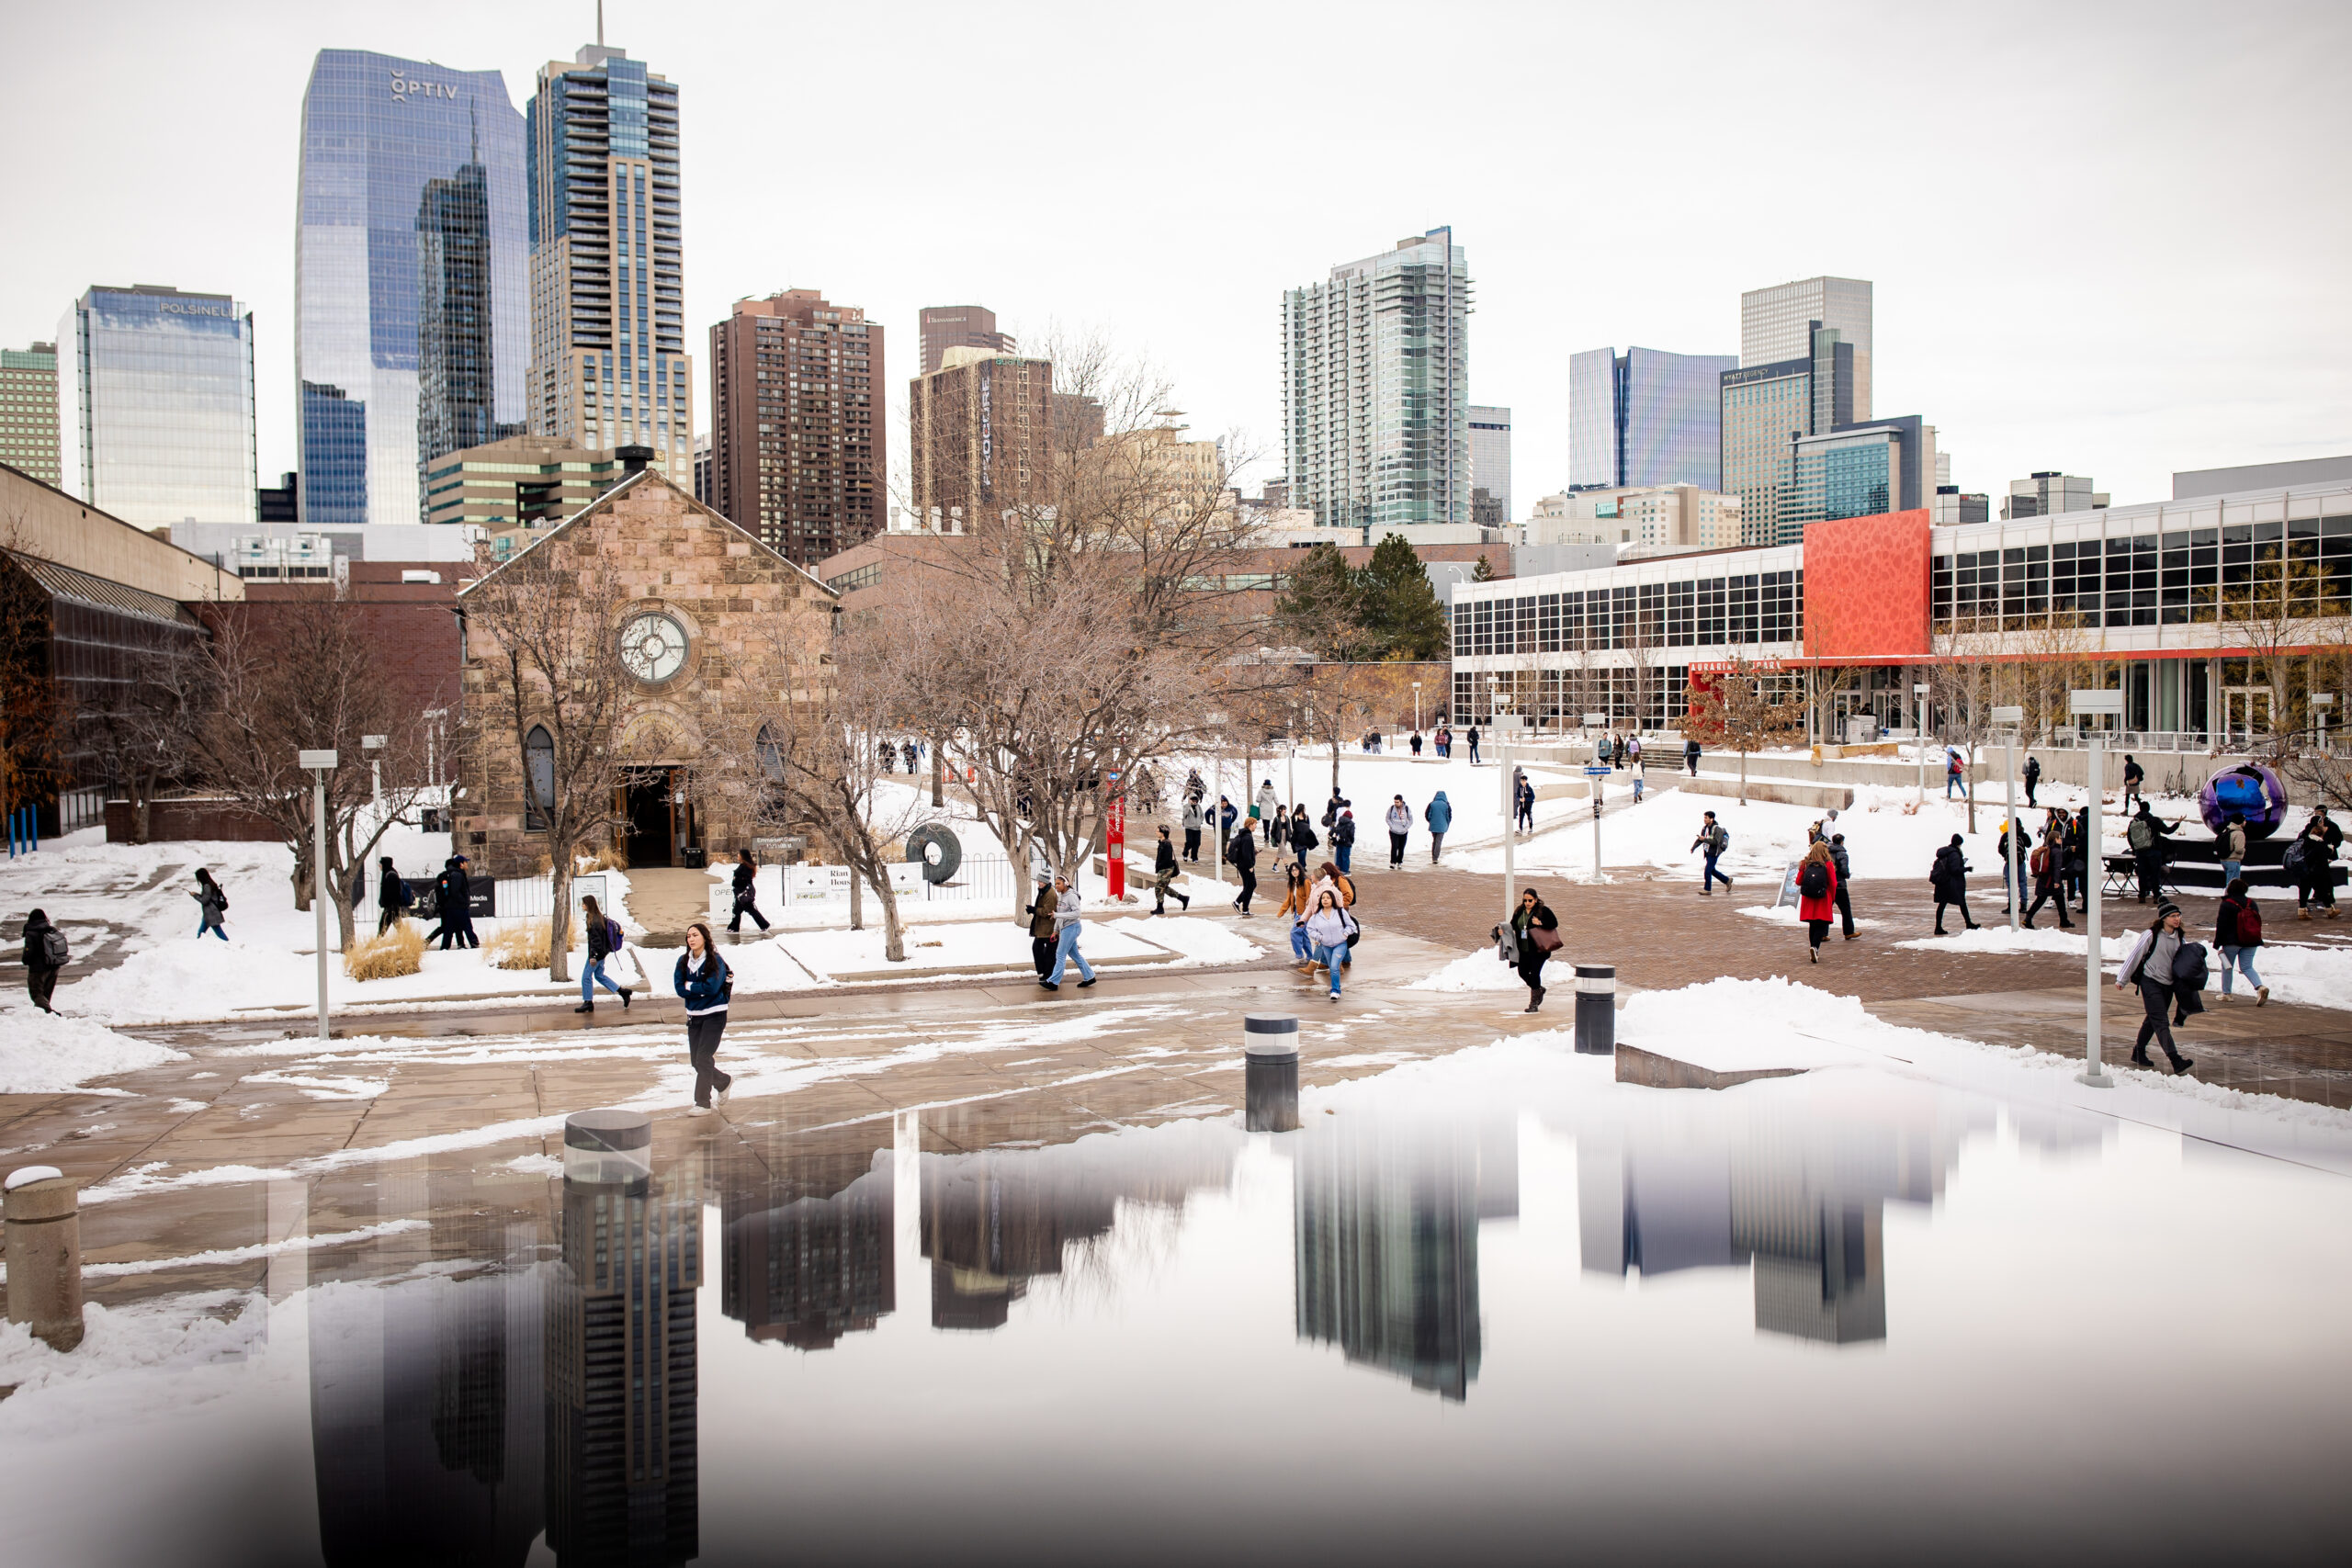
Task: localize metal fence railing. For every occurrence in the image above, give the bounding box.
[376,868,609,924]
[58,787,105,834]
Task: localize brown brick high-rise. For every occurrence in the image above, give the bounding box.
[908,349,1058,532]
[917,305,1014,378]
[707,289,885,565]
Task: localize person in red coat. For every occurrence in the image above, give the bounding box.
[1796,840,1839,964]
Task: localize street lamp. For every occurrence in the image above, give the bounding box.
[1412,682,1422,736]
[363,733,386,808]
[1914,682,1932,804]
[1991,705,2024,931]
[2070,688,2125,1088]
[299,748,338,1043]
[2313,692,2335,751]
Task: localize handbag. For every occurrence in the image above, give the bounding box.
[1532,924,1563,953]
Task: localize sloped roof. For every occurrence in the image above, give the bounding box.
[456,468,839,601]
[6,550,201,628]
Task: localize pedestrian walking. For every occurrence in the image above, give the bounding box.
[1254,779,1280,845]
[1683,736,1702,777]
[1026,872,1058,977]
[1467,724,1483,765]
[574,893,636,1013]
[1828,833,1857,939]
[1692,811,1732,894]
[1332,807,1356,874]
[1287,805,1320,869]
[19,908,64,1012]
[1931,834,1979,934]
[2064,809,2089,910]
[2126,801,2177,904]
[1278,864,1314,969]
[2116,903,2198,1075]
[673,921,735,1112]
[2215,813,2249,887]
[1996,817,2030,914]
[2121,753,2145,811]
[1945,749,1964,799]
[1310,860,1357,971]
[2023,753,2041,807]
[1424,790,1453,863]
[1227,817,1259,915]
[2289,807,2344,919]
[1044,874,1096,990]
[1436,723,1452,759]
[433,856,479,950]
[192,867,230,941]
[1409,730,1424,757]
[1301,890,1354,1003]
[1513,770,1534,831]
[1151,825,1191,915]
[728,848,772,934]
[1181,796,1204,863]
[2023,812,2075,930]
[1631,755,1646,805]
[1385,795,1411,868]
[375,856,412,935]
[1217,795,1238,843]
[2215,877,2269,1005]
[880,739,899,774]
[1498,886,1560,1011]
[1797,840,1838,963]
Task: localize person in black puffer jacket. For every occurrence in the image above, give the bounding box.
[20,908,64,1012]
[1931,835,1978,935]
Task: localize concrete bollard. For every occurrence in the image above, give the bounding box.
[5,1166,84,1351]
[564,1109,653,1185]
[1243,1013,1301,1133]
[1573,964,1617,1055]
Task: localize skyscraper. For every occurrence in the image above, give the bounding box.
[917,305,1015,378]
[1568,346,1738,491]
[1785,416,1937,534]
[907,346,1056,530]
[1740,276,1872,421]
[0,343,58,484]
[1719,322,1853,546]
[527,45,693,491]
[1469,405,1512,526]
[1282,228,1472,530]
[57,286,256,526]
[707,289,884,562]
[295,50,528,526]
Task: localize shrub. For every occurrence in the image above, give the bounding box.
[486,920,550,971]
[345,920,424,982]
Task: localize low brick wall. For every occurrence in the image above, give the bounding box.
[106,798,280,843]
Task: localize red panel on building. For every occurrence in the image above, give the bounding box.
[1802,509,1931,660]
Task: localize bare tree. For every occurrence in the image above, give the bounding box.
[74,635,209,844]
[459,547,633,983]
[1686,654,1804,806]
[195,594,432,947]
[0,536,68,823]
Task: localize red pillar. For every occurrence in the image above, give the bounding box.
[1106,773,1125,898]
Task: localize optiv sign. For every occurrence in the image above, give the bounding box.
[390,71,461,105]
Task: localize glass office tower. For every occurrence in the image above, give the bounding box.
[57,286,256,525]
[1568,345,1737,491]
[296,50,527,525]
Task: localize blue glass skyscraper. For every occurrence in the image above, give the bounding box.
[58,286,256,526]
[296,50,527,525]
[1568,345,1737,491]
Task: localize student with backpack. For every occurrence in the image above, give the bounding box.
[1828,833,1856,940]
[574,893,636,1013]
[20,908,66,1012]
[1287,806,1320,869]
[1300,889,1356,1003]
[2023,811,2075,930]
[1796,841,1838,962]
[192,868,230,941]
[2215,876,2269,1005]
[2115,902,2198,1075]
[1691,811,1731,894]
[1227,817,1259,915]
[2216,814,2250,888]
[674,920,735,1112]
[375,857,413,935]
[2126,802,2177,904]
[728,849,772,934]
[1930,835,1979,934]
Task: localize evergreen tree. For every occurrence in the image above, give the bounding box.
[1469,552,1498,581]
[1356,532,1450,660]
[1275,541,1365,659]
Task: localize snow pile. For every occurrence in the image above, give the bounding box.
[0,1292,274,1429]
[58,936,322,1025]
[1101,915,1261,964]
[1894,925,2132,960]
[1618,976,1888,1073]
[1408,948,1526,992]
[1899,925,2352,1011]
[0,1010,187,1093]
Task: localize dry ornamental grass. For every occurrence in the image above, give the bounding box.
[344,920,424,981]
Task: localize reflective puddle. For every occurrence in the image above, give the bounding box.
[5,1039,2349,1564]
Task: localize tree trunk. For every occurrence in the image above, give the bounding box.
[548,840,574,984]
[849,858,864,931]
[330,860,357,951]
[932,743,944,808]
[1739,749,1749,806]
[292,847,311,912]
[869,862,906,963]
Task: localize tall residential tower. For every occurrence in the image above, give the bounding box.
[917,306,1015,378]
[526,46,692,490]
[1282,228,1472,531]
[295,50,528,525]
[0,344,58,484]
[707,290,884,563]
[58,286,257,526]
[1469,405,1512,526]
[1740,276,1872,422]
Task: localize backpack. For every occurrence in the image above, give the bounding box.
[605,918,625,952]
[40,927,69,968]
[2126,817,2154,853]
[1711,825,1729,854]
[2230,897,2264,947]
[2172,942,2210,990]
[1799,860,1830,899]
[2283,838,2311,876]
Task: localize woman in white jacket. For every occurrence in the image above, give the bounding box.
[1301,891,1354,1003]
[2115,902,2197,1075]
[1385,795,1412,868]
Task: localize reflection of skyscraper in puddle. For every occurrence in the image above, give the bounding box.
[1294,1114,1515,1402]
[1577,1083,1979,1346]
[721,1145,893,1349]
[310,1166,547,1565]
[548,1160,702,1565]
[920,1122,1240,1330]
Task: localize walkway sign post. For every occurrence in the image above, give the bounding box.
[1584,764,1611,886]
[1992,705,2024,932]
[1106,771,1125,900]
[1914,682,1931,805]
[2070,689,2123,1087]
[299,749,338,1043]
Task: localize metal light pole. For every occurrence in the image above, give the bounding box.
[1582,712,1608,886]
[1914,681,1931,805]
[2071,689,2122,1087]
[363,733,386,809]
[1499,742,1515,919]
[1992,705,2023,931]
[300,749,338,1043]
[1413,682,1422,736]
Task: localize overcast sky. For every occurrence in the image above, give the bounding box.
[6,0,2346,512]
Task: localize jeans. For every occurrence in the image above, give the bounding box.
[1834,882,1855,937]
[1048,923,1094,984]
[1686,754,1700,776]
[1702,851,1729,892]
[686,1011,732,1107]
[1313,942,1348,997]
[1946,774,1961,798]
[1469,741,1481,764]
[1182,828,1201,862]
[582,956,624,1003]
[1388,831,1408,867]
[1430,830,1445,862]
[198,915,227,941]
[2222,859,2242,886]
[1336,843,1352,874]
[2219,944,2264,993]
[1291,923,1312,962]
[1634,780,1645,803]
[1516,805,1532,830]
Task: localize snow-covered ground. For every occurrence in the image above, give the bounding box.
[1895,923,2352,1011]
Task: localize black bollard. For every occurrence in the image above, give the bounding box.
[1574,964,1616,1055]
[1243,1012,1300,1133]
